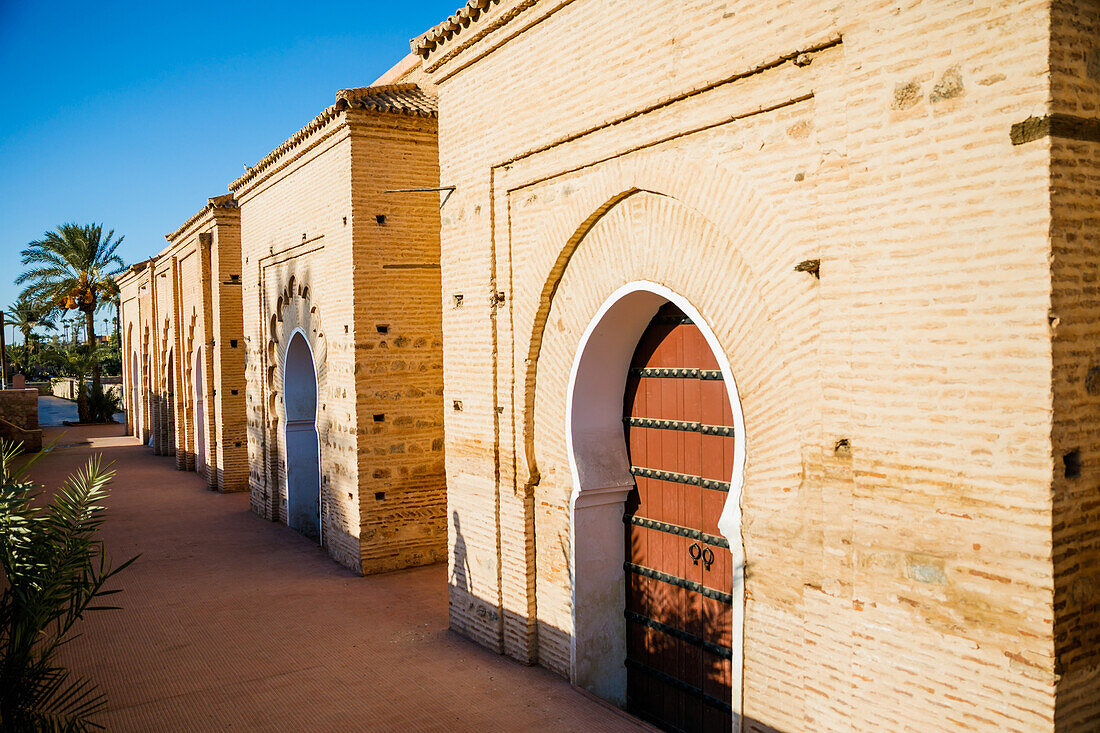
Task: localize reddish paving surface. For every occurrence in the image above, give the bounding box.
[29,424,644,732]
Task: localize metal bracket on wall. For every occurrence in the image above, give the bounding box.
[382,185,457,210]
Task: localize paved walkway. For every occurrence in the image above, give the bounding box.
[28,424,643,732]
[37,394,125,426]
[37,394,79,426]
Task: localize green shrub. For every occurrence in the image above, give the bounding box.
[0,439,137,730]
[85,382,120,424]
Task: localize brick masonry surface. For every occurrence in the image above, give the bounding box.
[231,77,445,575]
[118,75,447,577]
[117,194,248,493]
[107,0,1100,728]
[416,0,1100,730]
[0,388,41,451]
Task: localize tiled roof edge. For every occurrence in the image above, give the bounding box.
[230,84,436,193]
[413,0,539,59]
[229,104,343,193]
[165,194,239,243]
[413,0,506,58]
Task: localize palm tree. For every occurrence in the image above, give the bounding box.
[17,223,125,422]
[7,297,56,360]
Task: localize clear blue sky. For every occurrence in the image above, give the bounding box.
[0,0,457,341]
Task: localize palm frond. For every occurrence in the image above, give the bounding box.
[0,441,134,731]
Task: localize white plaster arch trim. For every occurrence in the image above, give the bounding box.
[130,348,141,437]
[517,154,818,493]
[281,326,319,422]
[567,281,746,536]
[160,318,175,395]
[268,298,329,432]
[566,281,746,724]
[520,185,809,726]
[265,281,329,540]
[281,325,323,544]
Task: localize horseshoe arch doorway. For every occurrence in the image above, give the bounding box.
[567,282,745,731]
[192,347,206,475]
[283,330,321,542]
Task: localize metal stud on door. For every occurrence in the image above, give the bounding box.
[623,303,735,732]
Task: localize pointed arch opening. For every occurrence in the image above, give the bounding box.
[283,330,321,543]
[567,281,745,727]
[130,348,141,438]
[192,346,206,476]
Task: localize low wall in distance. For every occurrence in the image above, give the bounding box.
[50,377,122,402]
[0,388,42,452]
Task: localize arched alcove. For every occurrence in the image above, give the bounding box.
[166,349,175,456]
[192,346,206,475]
[567,281,745,725]
[130,349,141,438]
[283,330,321,542]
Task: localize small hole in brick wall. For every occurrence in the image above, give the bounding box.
[230,274,240,282]
[1064,449,1082,479]
[834,438,851,454]
[1087,366,1100,395]
[374,413,385,422]
[376,324,389,334]
[231,390,238,395]
[453,400,463,411]
[235,442,241,447]
[230,339,238,348]
[375,491,386,501]
[344,324,349,333]
[343,216,347,226]
[375,214,386,225]
[453,294,464,307]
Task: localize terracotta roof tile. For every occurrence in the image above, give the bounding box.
[413,0,501,58]
[230,84,437,193]
[336,83,437,117]
[165,194,239,243]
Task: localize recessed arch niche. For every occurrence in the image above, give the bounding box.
[282,329,321,542]
[192,346,206,475]
[567,281,746,718]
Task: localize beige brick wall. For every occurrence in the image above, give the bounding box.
[349,111,447,573]
[119,261,155,446]
[238,113,363,571]
[234,96,445,574]
[422,0,1066,729]
[117,197,248,494]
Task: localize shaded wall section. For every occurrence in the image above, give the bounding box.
[1050,0,1100,726]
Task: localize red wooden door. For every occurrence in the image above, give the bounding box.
[623,303,735,732]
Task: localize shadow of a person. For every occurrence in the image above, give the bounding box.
[450,510,472,594]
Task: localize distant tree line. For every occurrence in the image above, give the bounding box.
[9,223,126,423]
